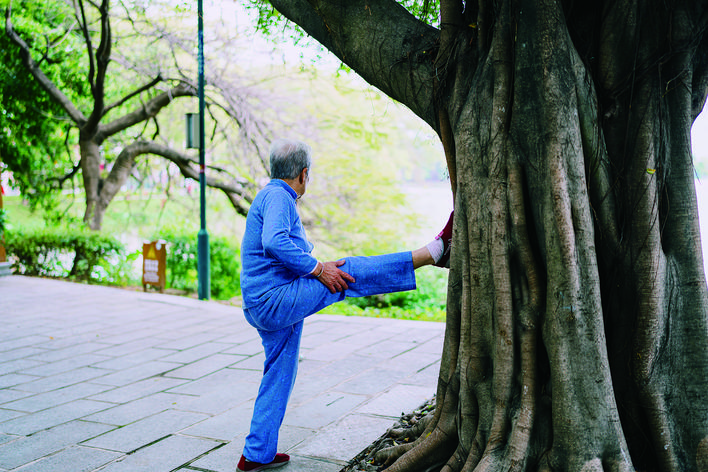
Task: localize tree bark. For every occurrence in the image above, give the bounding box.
[270,0,708,470]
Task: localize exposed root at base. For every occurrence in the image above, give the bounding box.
[339,397,436,472]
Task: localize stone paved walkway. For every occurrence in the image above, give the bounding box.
[0,276,444,472]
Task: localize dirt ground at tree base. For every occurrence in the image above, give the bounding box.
[340,397,436,472]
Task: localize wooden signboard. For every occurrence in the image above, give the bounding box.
[142,240,167,292]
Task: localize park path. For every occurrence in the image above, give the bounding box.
[0,275,443,472]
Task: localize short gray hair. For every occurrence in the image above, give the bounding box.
[269,139,312,180]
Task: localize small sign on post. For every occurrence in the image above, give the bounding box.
[142,240,166,292]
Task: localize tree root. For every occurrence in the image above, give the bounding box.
[339,398,437,472]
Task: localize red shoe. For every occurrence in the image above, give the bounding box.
[237,453,290,471]
[434,212,454,268]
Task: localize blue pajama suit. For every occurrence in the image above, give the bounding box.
[240,179,416,463]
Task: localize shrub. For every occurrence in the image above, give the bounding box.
[5,226,124,281]
[0,208,7,236]
[154,228,240,300]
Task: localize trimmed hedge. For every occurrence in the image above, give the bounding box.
[5,227,124,281]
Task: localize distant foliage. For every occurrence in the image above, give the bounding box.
[155,228,241,300]
[325,266,448,322]
[5,227,123,281]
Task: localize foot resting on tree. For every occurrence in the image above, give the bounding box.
[426,211,454,268]
[237,453,290,471]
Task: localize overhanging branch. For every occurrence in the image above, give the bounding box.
[5,6,87,126]
[103,75,163,116]
[122,141,254,217]
[96,82,196,141]
[270,0,441,129]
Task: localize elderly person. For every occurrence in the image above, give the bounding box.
[237,139,452,472]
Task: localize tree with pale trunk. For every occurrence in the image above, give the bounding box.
[257,0,708,470]
[4,0,269,230]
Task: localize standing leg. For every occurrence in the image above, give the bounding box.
[242,321,303,464]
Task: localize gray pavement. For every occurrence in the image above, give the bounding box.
[0,276,444,472]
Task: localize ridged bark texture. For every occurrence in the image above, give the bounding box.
[268,0,708,470]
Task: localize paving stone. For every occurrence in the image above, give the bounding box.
[100,434,222,472]
[403,360,441,387]
[0,347,48,362]
[84,392,189,426]
[356,384,433,418]
[182,403,254,440]
[230,353,265,371]
[83,409,209,453]
[211,329,260,345]
[221,338,264,356]
[293,413,394,462]
[88,377,188,403]
[0,358,46,376]
[1,382,112,413]
[295,357,328,376]
[185,436,244,472]
[315,355,380,382]
[177,381,255,415]
[164,354,245,380]
[0,420,114,470]
[89,360,182,386]
[168,368,257,396]
[27,342,107,363]
[0,399,112,435]
[415,336,445,354]
[0,389,36,407]
[288,372,345,406]
[282,455,344,471]
[334,368,409,395]
[302,341,368,362]
[355,339,421,359]
[0,433,17,445]
[388,326,444,344]
[157,333,224,350]
[97,328,164,347]
[19,367,113,393]
[13,445,121,472]
[0,335,52,353]
[94,337,168,357]
[0,408,26,423]
[278,424,318,452]
[160,342,231,363]
[283,392,367,429]
[378,347,441,374]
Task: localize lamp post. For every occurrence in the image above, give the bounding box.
[185,0,210,300]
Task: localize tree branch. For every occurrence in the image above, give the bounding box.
[96,82,196,142]
[84,0,112,134]
[5,7,87,126]
[133,141,254,216]
[270,0,441,129]
[103,75,163,116]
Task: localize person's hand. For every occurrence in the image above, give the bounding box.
[316,260,355,293]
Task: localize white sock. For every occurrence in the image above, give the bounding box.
[425,238,444,263]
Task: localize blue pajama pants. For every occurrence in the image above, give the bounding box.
[242,252,417,463]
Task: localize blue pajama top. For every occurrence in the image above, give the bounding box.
[240,179,318,309]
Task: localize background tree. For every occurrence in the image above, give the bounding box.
[257,0,708,470]
[3,0,271,230]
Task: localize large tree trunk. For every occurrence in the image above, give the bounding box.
[270,0,708,470]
